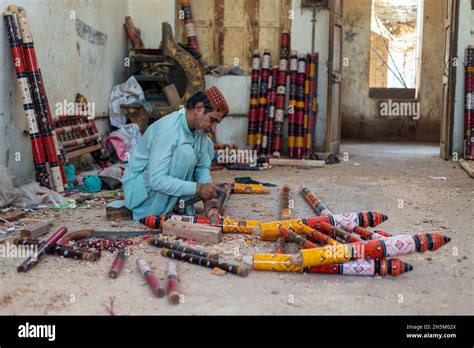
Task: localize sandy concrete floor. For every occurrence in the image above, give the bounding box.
[0,141,473,315]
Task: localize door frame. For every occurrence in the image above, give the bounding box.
[325,0,343,155]
[440,0,460,160]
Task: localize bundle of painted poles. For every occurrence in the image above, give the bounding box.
[53,94,109,165]
[244,185,451,277]
[247,32,318,159]
[212,143,271,171]
[3,5,68,192]
[465,46,474,160]
[109,247,184,305]
[141,184,451,278]
[13,227,101,273]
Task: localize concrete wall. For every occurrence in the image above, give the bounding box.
[0,0,129,187]
[341,0,445,142]
[128,0,176,47]
[453,0,474,157]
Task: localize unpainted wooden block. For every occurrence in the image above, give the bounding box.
[106,206,132,221]
[20,220,53,239]
[162,219,222,244]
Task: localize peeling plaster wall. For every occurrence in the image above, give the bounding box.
[341,0,445,142]
[0,0,128,187]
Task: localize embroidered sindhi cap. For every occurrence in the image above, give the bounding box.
[205,86,229,115]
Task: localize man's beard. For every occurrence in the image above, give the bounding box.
[197,128,212,135]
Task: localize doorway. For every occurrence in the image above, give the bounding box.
[334,0,457,158]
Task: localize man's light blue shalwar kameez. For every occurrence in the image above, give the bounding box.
[122,108,213,220]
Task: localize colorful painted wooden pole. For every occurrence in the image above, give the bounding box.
[54,122,95,135]
[148,238,219,260]
[17,226,68,272]
[465,46,474,159]
[300,187,392,240]
[139,214,163,229]
[247,253,412,276]
[279,225,320,249]
[179,0,200,55]
[16,7,65,192]
[109,246,128,278]
[272,32,290,157]
[314,220,394,246]
[303,53,311,158]
[166,261,181,305]
[352,226,392,240]
[300,186,332,216]
[61,134,100,148]
[292,232,452,267]
[255,50,271,154]
[297,224,340,247]
[139,214,261,234]
[253,212,387,241]
[311,221,363,244]
[373,229,393,238]
[220,218,262,234]
[306,211,388,231]
[275,235,287,254]
[307,258,413,277]
[281,184,293,220]
[262,66,278,156]
[287,50,298,157]
[15,4,68,188]
[14,238,99,262]
[285,225,412,277]
[245,254,304,272]
[305,53,318,158]
[3,11,50,188]
[252,225,412,276]
[17,7,68,184]
[294,54,306,158]
[247,50,261,147]
[136,258,165,298]
[161,248,250,277]
[300,225,413,277]
[230,183,270,194]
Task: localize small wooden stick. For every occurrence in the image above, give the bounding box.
[166,261,181,305]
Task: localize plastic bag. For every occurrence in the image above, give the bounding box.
[17,182,66,208]
[0,188,22,209]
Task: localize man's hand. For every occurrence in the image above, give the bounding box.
[196,183,218,200]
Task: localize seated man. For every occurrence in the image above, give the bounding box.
[122,86,229,220]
